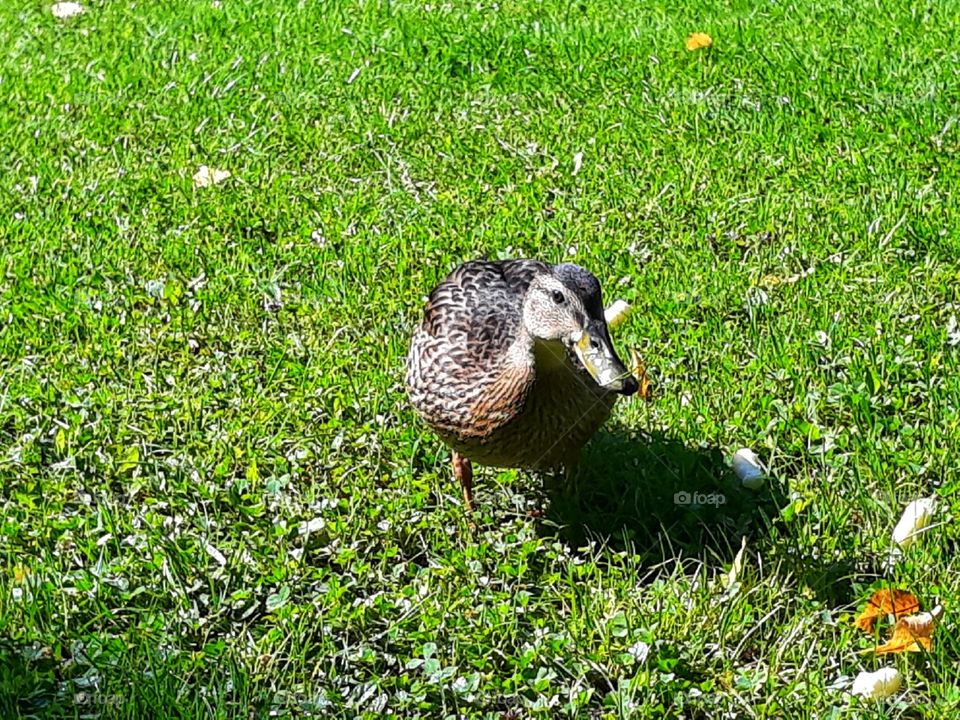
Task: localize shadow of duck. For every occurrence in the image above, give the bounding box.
[531,426,868,607]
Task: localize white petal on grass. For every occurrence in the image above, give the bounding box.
[732,448,765,490]
[144,279,165,298]
[192,165,231,188]
[51,2,85,19]
[851,667,902,699]
[204,542,227,566]
[572,151,584,176]
[604,300,631,329]
[891,497,938,548]
[299,517,326,536]
[627,640,650,663]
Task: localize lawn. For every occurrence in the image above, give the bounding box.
[2,0,960,717]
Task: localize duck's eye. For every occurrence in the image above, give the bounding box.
[551,290,566,305]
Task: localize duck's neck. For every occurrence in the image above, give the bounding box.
[503,329,569,370]
[531,337,574,375]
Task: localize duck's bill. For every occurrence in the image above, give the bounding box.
[571,322,639,396]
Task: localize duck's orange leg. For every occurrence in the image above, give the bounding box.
[452,451,474,513]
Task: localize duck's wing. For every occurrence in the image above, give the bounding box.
[420,259,546,367]
[406,259,545,428]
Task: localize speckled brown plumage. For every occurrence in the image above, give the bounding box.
[405,260,634,504]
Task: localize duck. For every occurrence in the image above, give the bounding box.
[405,259,638,512]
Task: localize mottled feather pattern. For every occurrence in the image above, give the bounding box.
[407,261,537,438]
[406,259,620,470]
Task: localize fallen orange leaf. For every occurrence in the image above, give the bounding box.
[900,606,942,637]
[629,348,653,402]
[855,589,920,633]
[874,611,937,655]
[685,32,713,51]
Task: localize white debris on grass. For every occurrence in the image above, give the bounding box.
[572,151,584,176]
[891,497,938,549]
[52,2,85,19]
[192,165,231,188]
[851,667,902,700]
[604,300,630,329]
[732,448,765,490]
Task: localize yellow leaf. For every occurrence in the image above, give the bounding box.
[855,588,920,633]
[722,536,748,588]
[629,348,653,401]
[685,32,713,51]
[875,622,931,654]
[872,605,942,655]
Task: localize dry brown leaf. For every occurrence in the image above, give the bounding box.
[855,589,921,633]
[629,348,653,401]
[900,605,943,636]
[875,620,933,654]
[873,605,942,655]
[685,32,713,51]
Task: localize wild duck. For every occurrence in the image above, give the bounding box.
[405,259,638,511]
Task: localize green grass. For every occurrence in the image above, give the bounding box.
[2,0,960,717]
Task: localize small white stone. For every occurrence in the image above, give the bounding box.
[51,2,85,19]
[851,667,902,699]
[891,497,938,548]
[732,448,765,490]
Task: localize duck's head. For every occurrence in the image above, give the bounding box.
[522,264,639,396]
